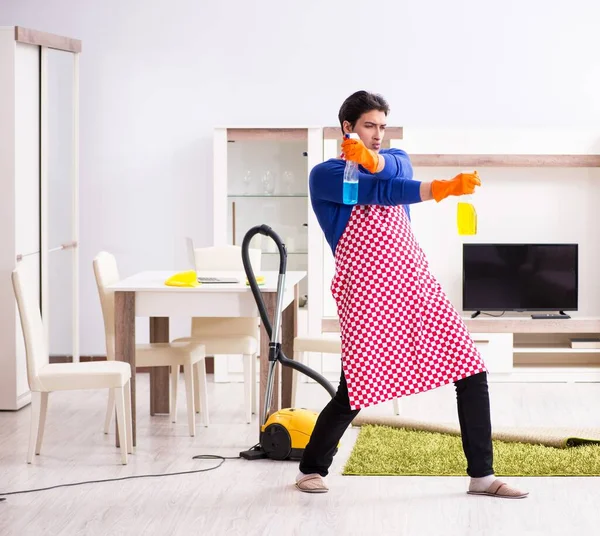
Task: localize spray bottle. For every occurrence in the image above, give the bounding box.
[342,133,359,205]
[456,170,479,235]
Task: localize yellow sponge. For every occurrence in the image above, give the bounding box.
[165,271,199,288]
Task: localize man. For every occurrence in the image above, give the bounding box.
[295,90,528,499]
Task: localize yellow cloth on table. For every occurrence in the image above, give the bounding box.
[246,275,265,286]
[164,270,199,288]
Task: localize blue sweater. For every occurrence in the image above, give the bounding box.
[309,149,422,253]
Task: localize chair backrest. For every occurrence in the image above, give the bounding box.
[192,244,261,272]
[11,267,49,389]
[92,251,120,361]
[191,245,262,338]
[185,237,196,271]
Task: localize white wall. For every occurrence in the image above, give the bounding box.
[321,128,600,319]
[403,129,600,317]
[2,0,600,354]
[410,167,600,316]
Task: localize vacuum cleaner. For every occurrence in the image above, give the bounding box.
[240,224,337,461]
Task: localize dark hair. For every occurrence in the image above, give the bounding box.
[338,90,390,133]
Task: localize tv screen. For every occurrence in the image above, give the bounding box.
[462,244,578,312]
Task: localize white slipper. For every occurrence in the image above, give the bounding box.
[295,474,329,493]
[467,479,529,499]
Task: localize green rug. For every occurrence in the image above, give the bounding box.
[343,425,600,476]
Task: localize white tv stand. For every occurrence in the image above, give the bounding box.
[464,317,600,382]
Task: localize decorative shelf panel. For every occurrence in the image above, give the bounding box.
[15,26,82,53]
[410,154,600,167]
[322,317,600,333]
[226,128,307,142]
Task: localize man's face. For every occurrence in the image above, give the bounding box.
[344,110,387,152]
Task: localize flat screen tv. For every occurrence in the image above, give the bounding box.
[462,243,578,313]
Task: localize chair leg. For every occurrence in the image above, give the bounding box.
[392,398,401,415]
[193,363,200,414]
[243,354,252,424]
[251,353,257,415]
[35,392,49,455]
[197,359,210,427]
[104,388,115,434]
[291,351,304,408]
[183,364,195,437]
[27,392,42,464]
[124,380,133,454]
[170,365,179,423]
[114,387,128,465]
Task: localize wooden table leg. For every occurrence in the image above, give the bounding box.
[259,292,279,428]
[281,284,299,409]
[150,317,170,415]
[115,291,136,447]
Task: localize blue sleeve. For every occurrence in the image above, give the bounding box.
[373,149,414,181]
[309,149,421,207]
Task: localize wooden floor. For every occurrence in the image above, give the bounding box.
[1,373,600,535]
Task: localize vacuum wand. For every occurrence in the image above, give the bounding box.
[241,224,286,342]
[241,225,337,425]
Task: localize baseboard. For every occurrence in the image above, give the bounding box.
[49,355,215,373]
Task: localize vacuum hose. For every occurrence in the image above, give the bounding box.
[241,225,337,398]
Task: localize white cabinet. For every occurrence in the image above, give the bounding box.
[471,332,513,374]
[465,318,600,382]
[212,127,323,380]
[0,27,80,409]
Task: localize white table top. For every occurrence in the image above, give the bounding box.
[107,270,306,293]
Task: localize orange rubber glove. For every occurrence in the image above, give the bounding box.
[431,171,481,202]
[341,137,379,173]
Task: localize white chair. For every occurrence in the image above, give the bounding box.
[93,251,207,437]
[11,266,133,464]
[177,243,262,424]
[292,334,401,415]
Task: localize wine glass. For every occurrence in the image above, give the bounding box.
[282,170,295,195]
[242,170,253,195]
[262,170,276,195]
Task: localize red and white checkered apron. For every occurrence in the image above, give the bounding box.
[331,204,487,410]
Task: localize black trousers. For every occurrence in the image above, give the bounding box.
[299,368,494,478]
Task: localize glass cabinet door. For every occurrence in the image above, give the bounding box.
[226,131,309,305]
[43,48,78,362]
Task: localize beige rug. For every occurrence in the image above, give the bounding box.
[351,415,600,448]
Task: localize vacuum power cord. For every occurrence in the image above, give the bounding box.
[0,451,246,501]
